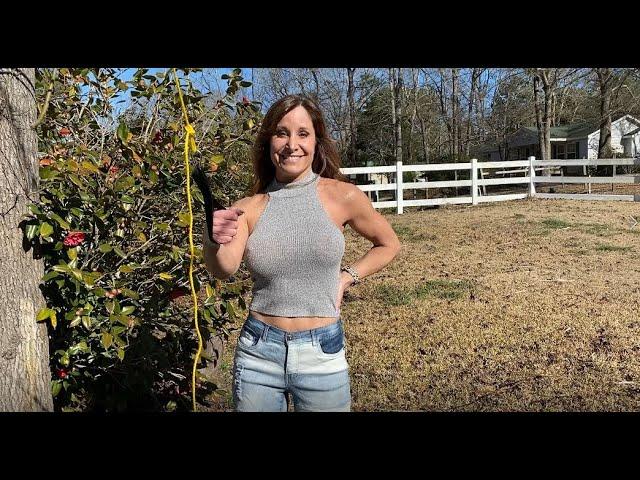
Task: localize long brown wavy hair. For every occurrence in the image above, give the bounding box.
[249,94,348,195]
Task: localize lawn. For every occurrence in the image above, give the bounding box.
[205,198,640,411]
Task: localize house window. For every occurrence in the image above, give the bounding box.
[555,144,566,159]
[566,143,577,159]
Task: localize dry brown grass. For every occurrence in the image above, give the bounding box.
[206,197,640,412]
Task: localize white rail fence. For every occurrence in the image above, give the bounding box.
[340,157,640,214]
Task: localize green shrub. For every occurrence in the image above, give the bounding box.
[25,68,261,411]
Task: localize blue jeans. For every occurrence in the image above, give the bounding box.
[232,314,351,412]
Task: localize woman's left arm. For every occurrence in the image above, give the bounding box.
[338,183,402,292]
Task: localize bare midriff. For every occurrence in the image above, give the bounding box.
[249,310,338,332]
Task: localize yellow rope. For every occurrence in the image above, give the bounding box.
[172,68,203,412]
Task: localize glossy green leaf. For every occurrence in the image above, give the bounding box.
[98,243,112,253]
[120,288,139,299]
[26,224,39,240]
[50,213,71,229]
[28,204,42,215]
[42,271,59,282]
[101,332,113,348]
[36,307,54,321]
[52,382,62,397]
[93,287,106,297]
[40,222,53,237]
[117,123,129,143]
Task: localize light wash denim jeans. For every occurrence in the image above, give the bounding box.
[232,314,351,412]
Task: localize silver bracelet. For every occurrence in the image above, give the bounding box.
[341,265,360,285]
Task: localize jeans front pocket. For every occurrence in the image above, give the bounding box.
[317,328,344,355]
[237,325,260,349]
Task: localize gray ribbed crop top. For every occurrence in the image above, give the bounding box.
[244,169,345,318]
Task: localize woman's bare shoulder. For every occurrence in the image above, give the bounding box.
[319,177,355,200]
[320,177,365,204]
[230,192,269,211]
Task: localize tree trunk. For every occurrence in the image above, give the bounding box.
[389,68,397,164]
[596,68,613,158]
[415,70,430,163]
[408,68,419,164]
[465,68,479,157]
[346,68,357,166]
[310,68,320,103]
[418,115,429,163]
[540,70,553,162]
[451,68,459,161]
[0,68,53,411]
[395,69,403,164]
[533,74,546,159]
[436,70,453,159]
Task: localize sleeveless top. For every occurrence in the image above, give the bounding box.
[244,169,345,318]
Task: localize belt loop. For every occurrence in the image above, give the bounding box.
[261,324,270,341]
[310,329,317,346]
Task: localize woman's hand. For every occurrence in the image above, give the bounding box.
[210,208,244,244]
[336,270,355,312]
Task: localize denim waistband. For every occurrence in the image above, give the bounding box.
[243,314,342,344]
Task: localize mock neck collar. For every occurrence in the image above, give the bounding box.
[266,169,319,197]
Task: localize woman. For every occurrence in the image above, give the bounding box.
[203,94,401,411]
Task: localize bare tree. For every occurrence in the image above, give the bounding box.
[531,68,562,159]
[414,71,432,163]
[347,68,357,166]
[407,68,419,163]
[596,68,614,158]
[593,68,633,158]
[0,68,53,411]
[530,68,585,160]
[532,72,548,159]
[465,68,482,157]
[389,68,403,164]
[452,69,460,160]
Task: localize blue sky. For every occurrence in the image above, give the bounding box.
[110,67,255,117]
[118,67,253,88]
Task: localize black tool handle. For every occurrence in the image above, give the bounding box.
[191,165,226,244]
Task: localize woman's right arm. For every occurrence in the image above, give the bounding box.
[202,198,250,279]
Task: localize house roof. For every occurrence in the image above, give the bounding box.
[517,115,640,140]
[477,114,640,154]
[517,123,598,139]
[622,127,640,138]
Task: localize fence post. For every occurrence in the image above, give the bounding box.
[612,164,616,192]
[396,160,403,215]
[471,158,478,205]
[529,156,536,197]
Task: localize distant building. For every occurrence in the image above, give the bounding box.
[479,114,640,161]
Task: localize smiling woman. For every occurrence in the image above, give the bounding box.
[202,94,401,412]
[270,106,317,179]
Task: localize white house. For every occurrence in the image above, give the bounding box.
[479,114,640,161]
